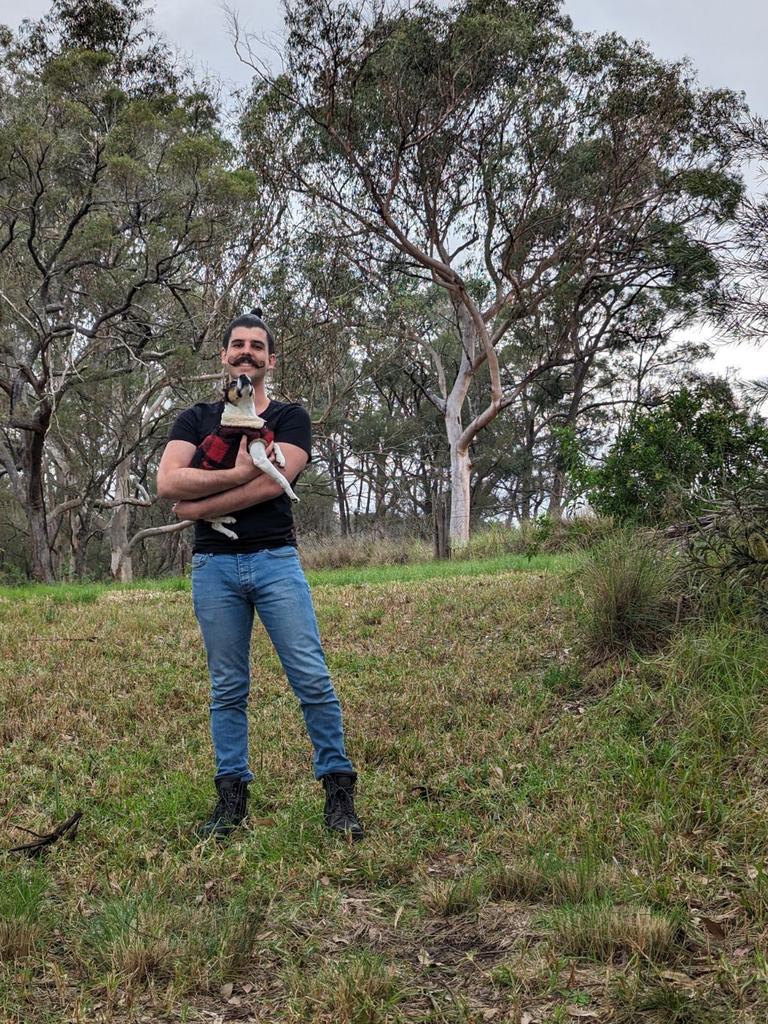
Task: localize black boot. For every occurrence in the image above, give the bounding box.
[200,775,249,840]
[322,773,364,841]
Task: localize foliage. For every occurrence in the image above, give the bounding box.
[686,475,768,618]
[0,0,758,578]
[587,380,768,524]
[0,0,281,581]
[243,0,746,545]
[713,115,768,343]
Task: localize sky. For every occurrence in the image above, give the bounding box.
[1,0,766,381]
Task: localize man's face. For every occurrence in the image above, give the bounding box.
[221,327,275,382]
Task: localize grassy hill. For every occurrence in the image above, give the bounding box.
[1,558,766,1023]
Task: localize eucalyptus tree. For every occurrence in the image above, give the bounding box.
[715,116,768,346]
[0,0,279,580]
[237,0,743,545]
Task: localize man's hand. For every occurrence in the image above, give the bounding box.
[173,499,203,520]
[233,435,262,483]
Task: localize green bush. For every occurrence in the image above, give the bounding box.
[587,380,768,525]
[685,477,768,620]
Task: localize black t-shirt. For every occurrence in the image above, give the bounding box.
[167,399,311,553]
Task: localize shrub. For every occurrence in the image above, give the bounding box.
[685,477,768,620]
[587,380,768,525]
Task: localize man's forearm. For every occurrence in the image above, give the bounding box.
[174,474,282,519]
[159,465,256,500]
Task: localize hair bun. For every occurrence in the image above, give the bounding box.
[250,307,263,318]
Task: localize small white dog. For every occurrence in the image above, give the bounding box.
[189,374,298,539]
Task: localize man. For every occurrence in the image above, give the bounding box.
[157,310,363,841]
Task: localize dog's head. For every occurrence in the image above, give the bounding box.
[223,373,255,404]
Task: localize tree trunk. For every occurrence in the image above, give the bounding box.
[329,444,351,536]
[519,401,536,522]
[109,457,134,582]
[549,358,591,523]
[445,403,472,548]
[69,509,93,580]
[444,315,475,548]
[432,484,451,560]
[549,462,566,523]
[23,421,55,583]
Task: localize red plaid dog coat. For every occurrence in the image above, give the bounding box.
[189,425,275,471]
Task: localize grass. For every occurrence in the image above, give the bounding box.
[0,551,575,604]
[1,560,766,1022]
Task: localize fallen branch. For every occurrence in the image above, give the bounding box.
[8,810,83,857]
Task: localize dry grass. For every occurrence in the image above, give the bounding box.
[546,904,683,960]
[298,532,431,570]
[421,874,487,917]
[0,920,43,961]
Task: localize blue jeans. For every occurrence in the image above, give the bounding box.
[191,548,355,781]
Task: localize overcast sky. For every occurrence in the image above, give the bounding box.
[1,0,765,378]
[1,0,766,112]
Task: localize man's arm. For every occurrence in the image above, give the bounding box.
[172,443,309,519]
[157,436,261,500]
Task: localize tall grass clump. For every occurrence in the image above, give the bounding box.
[545,903,684,961]
[576,529,683,658]
[459,516,616,561]
[0,870,50,962]
[296,952,406,1024]
[298,532,430,570]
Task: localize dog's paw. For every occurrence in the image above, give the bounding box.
[209,516,238,540]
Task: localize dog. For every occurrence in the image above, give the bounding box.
[189,374,299,539]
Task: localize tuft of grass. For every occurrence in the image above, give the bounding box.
[80,897,174,984]
[611,974,725,1024]
[208,891,268,982]
[576,529,683,657]
[0,871,50,962]
[296,951,406,1024]
[421,873,487,916]
[483,856,618,906]
[545,903,684,961]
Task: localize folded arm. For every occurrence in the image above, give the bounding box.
[157,436,260,500]
[172,443,309,520]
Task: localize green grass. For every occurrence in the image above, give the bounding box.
[0,551,575,604]
[0,561,765,1022]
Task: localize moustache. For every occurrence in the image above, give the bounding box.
[232,357,265,368]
